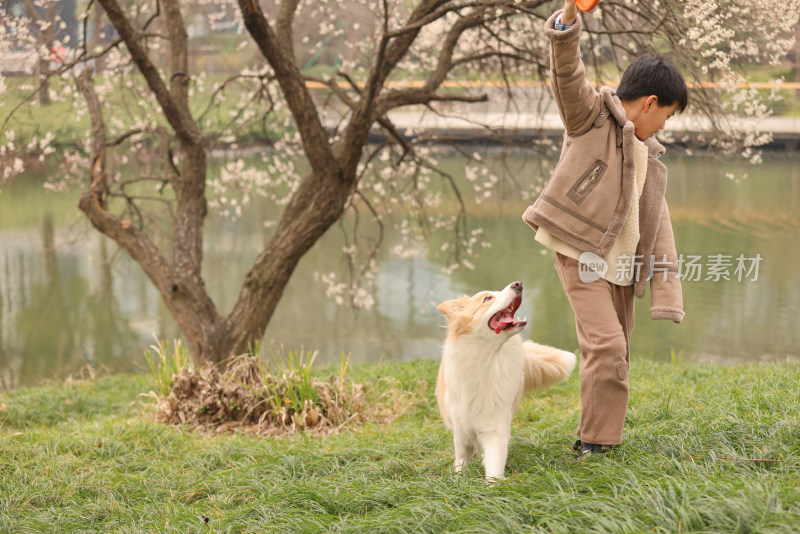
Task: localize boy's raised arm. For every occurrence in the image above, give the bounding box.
[560,0,579,25]
[546,0,603,136]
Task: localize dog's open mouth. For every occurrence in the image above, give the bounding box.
[488,297,527,334]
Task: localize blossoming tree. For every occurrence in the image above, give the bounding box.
[1,0,798,364]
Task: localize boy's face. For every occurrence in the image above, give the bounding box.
[633,97,679,141]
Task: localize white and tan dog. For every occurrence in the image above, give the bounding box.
[436,281,576,480]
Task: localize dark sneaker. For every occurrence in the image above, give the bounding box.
[572,440,582,454]
[576,443,614,461]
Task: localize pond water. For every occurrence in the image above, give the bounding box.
[1,148,799,391]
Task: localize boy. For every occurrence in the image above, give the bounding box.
[522,0,687,459]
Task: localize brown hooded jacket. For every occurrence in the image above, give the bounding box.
[522,10,684,323]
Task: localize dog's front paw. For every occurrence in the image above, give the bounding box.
[454,457,468,473]
[485,473,508,484]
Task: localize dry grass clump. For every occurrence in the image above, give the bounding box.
[146,343,407,437]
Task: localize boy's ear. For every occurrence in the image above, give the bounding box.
[645,94,659,111]
[437,296,468,319]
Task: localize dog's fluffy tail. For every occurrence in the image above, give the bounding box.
[521,341,577,393]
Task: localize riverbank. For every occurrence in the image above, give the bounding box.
[379,108,800,151]
[1,358,798,532]
[3,74,800,154]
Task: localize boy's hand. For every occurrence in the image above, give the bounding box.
[562,0,578,25]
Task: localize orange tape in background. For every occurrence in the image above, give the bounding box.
[304,80,800,90]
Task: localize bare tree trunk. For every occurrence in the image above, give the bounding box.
[77,0,235,366]
[75,70,230,365]
[224,168,356,355]
[77,0,329,365]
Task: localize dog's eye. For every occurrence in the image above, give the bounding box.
[483,296,493,302]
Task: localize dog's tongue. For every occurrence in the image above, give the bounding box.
[493,312,514,334]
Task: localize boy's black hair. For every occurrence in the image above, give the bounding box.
[617,54,688,113]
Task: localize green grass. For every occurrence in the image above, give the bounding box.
[144,338,192,397]
[1,358,799,533]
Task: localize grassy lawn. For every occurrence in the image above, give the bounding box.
[0,358,799,533]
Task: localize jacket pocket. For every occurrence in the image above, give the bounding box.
[566,160,608,205]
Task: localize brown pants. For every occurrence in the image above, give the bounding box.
[554,253,635,445]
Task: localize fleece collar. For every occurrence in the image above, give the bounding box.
[599,86,666,159]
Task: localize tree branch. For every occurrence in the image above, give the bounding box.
[362,0,391,110]
[374,6,496,114]
[161,0,191,118]
[305,75,359,110]
[236,0,342,183]
[351,189,384,283]
[75,69,172,295]
[276,0,301,58]
[333,0,457,177]
[451,51,530,69]
[95,0,202,146]
[106,127,148,147]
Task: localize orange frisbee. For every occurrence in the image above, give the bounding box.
[576,0,599,11]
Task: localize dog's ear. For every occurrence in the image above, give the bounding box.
[437,296,467,319]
